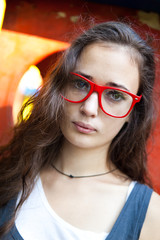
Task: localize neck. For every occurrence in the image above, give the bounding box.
[54,140,113,176]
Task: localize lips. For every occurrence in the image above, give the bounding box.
[73,121,96,133]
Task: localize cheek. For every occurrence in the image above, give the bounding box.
[63,102,77,117]
[102,118,128,140]
[60,104,76,132]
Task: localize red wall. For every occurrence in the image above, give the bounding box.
[1,0,160,192]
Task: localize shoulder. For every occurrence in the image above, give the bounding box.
[140,190,160,240]
[0,197,24,240]
[0,197,17,226]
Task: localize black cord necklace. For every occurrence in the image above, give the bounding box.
[52,164,117,178]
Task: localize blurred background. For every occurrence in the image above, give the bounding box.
[0,0,160,192]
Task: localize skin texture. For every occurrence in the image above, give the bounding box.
[40,43,160,238]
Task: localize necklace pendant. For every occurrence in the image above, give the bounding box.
[69,174,74,178]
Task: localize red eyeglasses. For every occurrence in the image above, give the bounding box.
[61,72,142,118]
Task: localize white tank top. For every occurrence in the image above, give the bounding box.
[15,177,135,240]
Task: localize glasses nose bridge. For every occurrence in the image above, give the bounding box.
[92,83,103,98]
[90,82,103,108]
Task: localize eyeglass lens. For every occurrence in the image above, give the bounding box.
[62,74,133,117]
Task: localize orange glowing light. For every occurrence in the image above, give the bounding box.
[0,0,6,31]
[13,65,43,123]
[18,65,43,94]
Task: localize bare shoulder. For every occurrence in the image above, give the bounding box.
[140,191,160,240]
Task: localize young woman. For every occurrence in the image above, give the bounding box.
[0,21,160,240]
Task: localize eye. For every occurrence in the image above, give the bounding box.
[104,90,126,102]
[72,78,90,91]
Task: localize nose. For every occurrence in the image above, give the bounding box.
[80,92,99,117]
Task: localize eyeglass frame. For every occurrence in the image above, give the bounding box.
[61,72,142,118]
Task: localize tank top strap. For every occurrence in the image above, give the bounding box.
[106,182,153,240]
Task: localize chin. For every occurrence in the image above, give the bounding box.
[68,137,93,149]
[64,133,108,150]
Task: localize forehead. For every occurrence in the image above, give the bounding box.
[75,42,140,94]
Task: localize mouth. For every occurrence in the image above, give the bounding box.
[73,121,96,134]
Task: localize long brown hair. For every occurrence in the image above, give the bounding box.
[0,21,156,236]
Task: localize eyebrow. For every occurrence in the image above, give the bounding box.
[75,71,130,92]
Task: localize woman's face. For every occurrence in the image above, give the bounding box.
[60,43,140,152]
